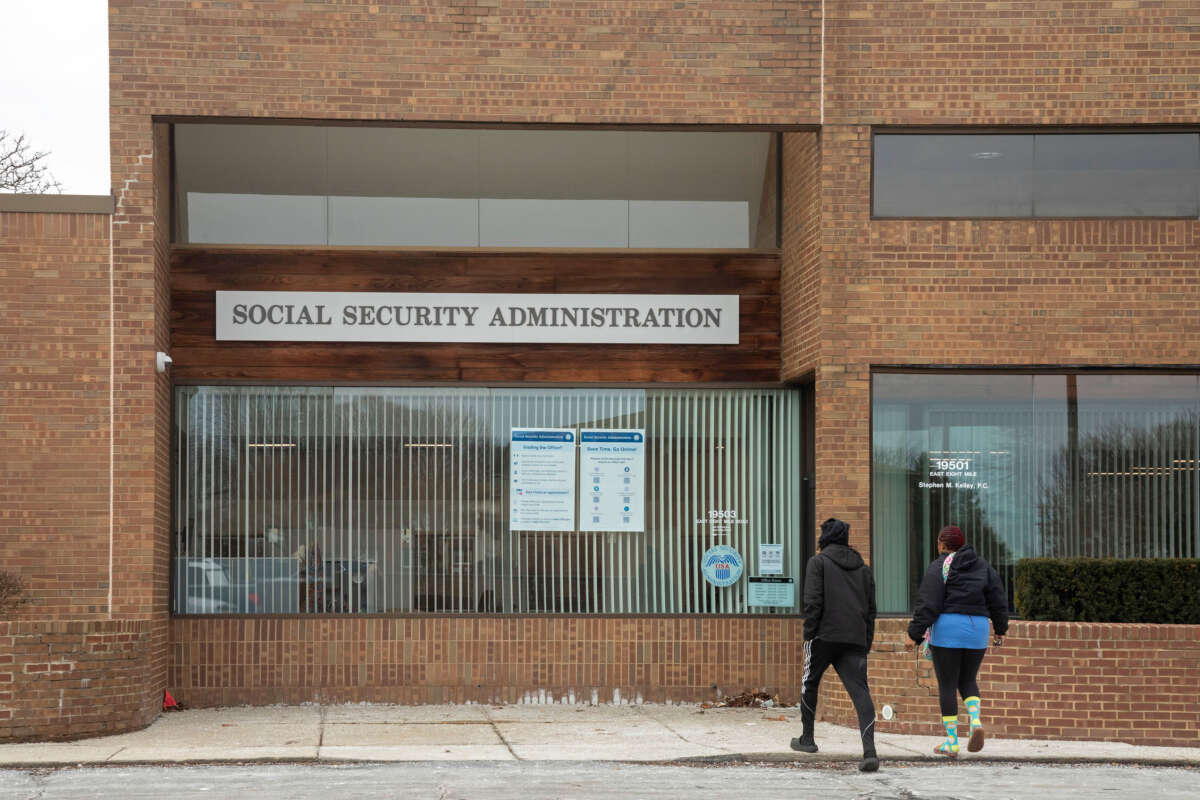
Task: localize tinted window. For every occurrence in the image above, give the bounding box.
[874,132,1200,218]
[873,134,1034,217]
[1034,134,1200,217]
[871,372,1200,613]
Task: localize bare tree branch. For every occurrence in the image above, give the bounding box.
[0,129,63,193]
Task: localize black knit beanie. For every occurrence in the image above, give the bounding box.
[818,518,849,549]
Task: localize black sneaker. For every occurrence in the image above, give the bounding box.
[860,756,879,773]
[789,736,818,753]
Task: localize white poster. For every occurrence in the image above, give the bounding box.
[579,430,645,532]
[510,429,576,531]
[758,543,783,575]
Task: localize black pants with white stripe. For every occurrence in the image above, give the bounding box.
[800,638,877,756]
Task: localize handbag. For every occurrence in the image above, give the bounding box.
[920,551,956,660]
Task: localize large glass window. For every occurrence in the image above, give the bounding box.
[174,125,780,249]
[173,387,803,615]
[873,132,1200,218]
[872,373,1200,613]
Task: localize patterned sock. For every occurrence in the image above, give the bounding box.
[941,716,960,752]
[965,696,982,730]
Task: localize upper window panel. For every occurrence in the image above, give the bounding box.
[873,134,1034,218]
[174,125,779,249]
[873,132,1200,218]
[1033,134,1200,217]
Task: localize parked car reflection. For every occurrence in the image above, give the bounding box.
[174,558,261,614]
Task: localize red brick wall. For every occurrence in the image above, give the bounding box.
[107,138,163,621]
[107,0,824,711]
[169,615,1199,748]
[805,1,1200,541]
[109,1,820,125]
[91,0,1200,747]
[148,122,175,715]
[807,3,1200,734]
[169,616,806,706]
[0,205,168,741]
[0,210,112,618]
[811,122,1200,560]
[818,619,1200,748]
[0,620,156,743]
[780,130,821,381]
[825,0,1200,125]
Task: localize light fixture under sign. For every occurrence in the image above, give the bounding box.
[971,151,1004,159]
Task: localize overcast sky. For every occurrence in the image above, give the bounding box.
[1,0,109,194]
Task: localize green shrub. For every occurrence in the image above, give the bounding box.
[1014,558,1200,624]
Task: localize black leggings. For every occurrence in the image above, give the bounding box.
[928,645,986,717]
[801,639,877,754]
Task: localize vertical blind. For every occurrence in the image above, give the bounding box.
[173,387,802,615]
[872,373,1200,614]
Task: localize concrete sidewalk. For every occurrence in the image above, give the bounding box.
[0,705,1195,767]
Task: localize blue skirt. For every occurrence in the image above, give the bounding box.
[929,613,990,649]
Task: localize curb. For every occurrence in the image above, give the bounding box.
[1,755,1197,770]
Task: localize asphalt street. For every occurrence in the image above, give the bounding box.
[1,761,1196,800]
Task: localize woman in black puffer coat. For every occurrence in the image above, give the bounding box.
[906,525,1009,758]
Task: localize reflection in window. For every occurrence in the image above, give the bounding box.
[873,134,1034,218]
[872,373,1200,613]
[173,386,803,615]
[1033,134,1200,217]
[174,125,780,248]
[873,132,1200,218]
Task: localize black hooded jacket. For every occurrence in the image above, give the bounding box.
[802,543,876,649]
[906,545,1009,644]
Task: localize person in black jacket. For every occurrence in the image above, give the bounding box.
[790,518,879,773]
[906,525,1009,758]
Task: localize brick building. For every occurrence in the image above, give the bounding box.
[2,1,1197,745]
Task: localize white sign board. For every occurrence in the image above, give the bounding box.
[579,430,645,532]
[758,543,783,575]
[510,429,576,531]
[216,292,739,345]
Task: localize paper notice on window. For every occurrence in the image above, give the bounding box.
[510,428,576,531]
[578,429,645,532]
[758,543,783,575]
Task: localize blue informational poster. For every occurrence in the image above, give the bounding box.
[578,429,645,532]
[510,428,576,531]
